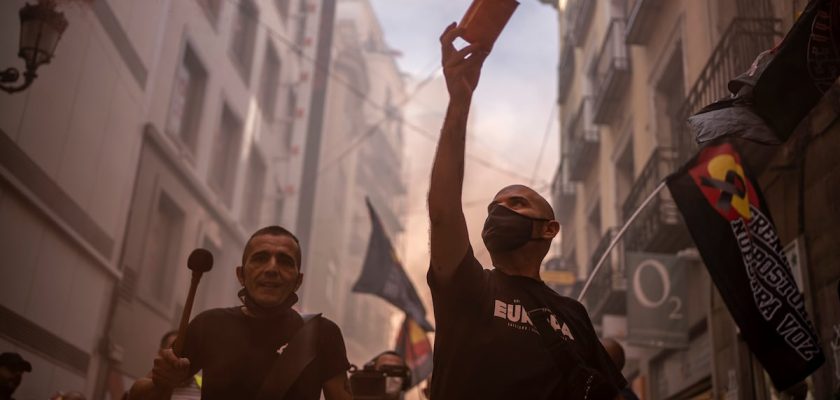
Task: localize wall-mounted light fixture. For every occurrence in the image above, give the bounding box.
[1,1,68,94]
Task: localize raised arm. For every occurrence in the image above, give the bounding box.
[428,23,489,283]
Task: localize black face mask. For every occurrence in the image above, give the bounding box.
[482,204,549,253]
[238,287,298,318]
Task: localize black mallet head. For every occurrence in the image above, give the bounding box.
[188,248,214,273]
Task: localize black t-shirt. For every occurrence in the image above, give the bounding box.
[427,247,627,400]
[181,306,350,400]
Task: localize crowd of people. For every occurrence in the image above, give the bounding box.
[3,25,639,400]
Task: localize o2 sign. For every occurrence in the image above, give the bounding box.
[626,252,689,348]
[631,258,684,320]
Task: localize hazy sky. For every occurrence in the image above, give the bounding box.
[366,0,560,313]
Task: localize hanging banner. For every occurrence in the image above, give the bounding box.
[666,140,824,390]
[626,252,689,349]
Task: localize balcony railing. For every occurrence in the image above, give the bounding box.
[565,0,595,47]
[674,18,781,162]
[558,35,575,105]
[625,0,664,45]
[566,97,599,180]
[592,19,630,124]
[551,159,577,225]
[583,228,626,321]
[621,147,691,252]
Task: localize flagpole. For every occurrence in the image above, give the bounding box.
[577,181,667,302]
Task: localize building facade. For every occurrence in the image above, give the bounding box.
[0,0,324,398]
[548,0,838,398]
[297,0,408,366]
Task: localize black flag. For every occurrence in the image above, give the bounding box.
[666,140,824,390]
[749,0,840,141]
[352,199,434,331]
[692,0,840,144]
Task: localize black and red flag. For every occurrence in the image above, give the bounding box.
[665,140,824,390]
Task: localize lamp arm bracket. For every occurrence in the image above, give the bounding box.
[0,67,20,83]
[0,67,35,94]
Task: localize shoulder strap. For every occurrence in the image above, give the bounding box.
[255,313,322,400]
[522,297,618,400]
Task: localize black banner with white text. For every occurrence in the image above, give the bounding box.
[666,141,824,390]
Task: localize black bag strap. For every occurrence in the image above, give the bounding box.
[255,313,322,400]
[522,297,617,400]
[516,292,576,358]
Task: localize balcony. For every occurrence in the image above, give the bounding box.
[625,0,664,45]
[592,19,630,124]
[674,18,781,162]
[543,254,581,298]
[565,0,595,47]
[583,228,626,321]
[558,35,575,105]
[621,147,691,252]
[565,97,599,181]
[551,159,577,225]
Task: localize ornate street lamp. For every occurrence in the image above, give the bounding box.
[0,1,68,94]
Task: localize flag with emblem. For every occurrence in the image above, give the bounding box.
[353,198,434,331]
[395,314,433,388]
[665,140,824,390]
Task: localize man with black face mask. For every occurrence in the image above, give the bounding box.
[426,24,627,400]
[129,226,352,400]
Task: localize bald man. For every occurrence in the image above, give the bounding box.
[426,24,626,400]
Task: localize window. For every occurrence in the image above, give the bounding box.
[196,0,222,26]
[653,45,685,147]
[259,43,282,120]
[586,200,602,261]
[275,0,291,23]
[242,148,267,229]
[166,44,207,154]
[230,0,259,82]
[615,137,634,220]
[208,104,243,206]
[140,192,185,307]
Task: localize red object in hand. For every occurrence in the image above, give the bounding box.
[458,0,519,48]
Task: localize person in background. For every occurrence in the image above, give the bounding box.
[368,351,410,400]
[0,352,31,400]
[600,338,640,400]
[158,330,201,400]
